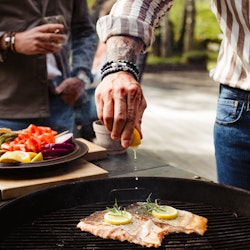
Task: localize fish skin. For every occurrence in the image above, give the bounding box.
[77,202,208,248]
[77,210,167,248]
[127,202,208,236]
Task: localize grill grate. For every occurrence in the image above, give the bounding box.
[1,200,250,249]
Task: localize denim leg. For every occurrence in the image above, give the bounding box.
[47,94,74,133]
[214,84,250,190]
[74,89,98,140]
[0,119,33,131]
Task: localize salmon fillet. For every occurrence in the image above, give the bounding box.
[77,210,167,248]
[127,202,208,236]
[77,202,208,248]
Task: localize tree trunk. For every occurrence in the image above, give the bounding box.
[183,0,195,52]
[177,0,196,53]
[160,14,173,57]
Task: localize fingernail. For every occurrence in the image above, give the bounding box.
[122,140,130,148]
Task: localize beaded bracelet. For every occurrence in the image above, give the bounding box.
[10,32,16,53]
[101,60,138,71]
[3,32,16,53]
[101,60,139,74]
[101,66,139,81]
[4,32,12,51]
[101,65,139,81]
[101,60,139,81]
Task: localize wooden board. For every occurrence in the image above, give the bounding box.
[0,139,108,201]
[0,158,108,200]
[79,138,107,161]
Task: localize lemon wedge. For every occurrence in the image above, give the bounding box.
[30,152,43,162]
[130,128,142,159]
[28,152,37,159]
[152,205,178,220]
[130,128,141,147]
[0,151,31,163]
[104,211,132,225]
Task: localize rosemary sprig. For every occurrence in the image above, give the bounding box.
[106,200,127,217]
[143,194,166,212]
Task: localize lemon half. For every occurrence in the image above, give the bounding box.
[130,128,142,159]
[152,205,178,220]
[0,151,31,163]
[104,211,132,225]
[130,128,141,148]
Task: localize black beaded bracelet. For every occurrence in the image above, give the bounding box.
[101,65,139,81]
[101,60,139,81]
[101,60,139,73]
[101,60,138,69]
[101,66,139,81]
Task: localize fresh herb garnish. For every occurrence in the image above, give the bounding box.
[106,200,128,217]
[143,194,166,212]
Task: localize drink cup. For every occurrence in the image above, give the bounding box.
[43,15,68,44]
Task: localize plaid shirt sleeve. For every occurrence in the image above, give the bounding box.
[96,0,174,51]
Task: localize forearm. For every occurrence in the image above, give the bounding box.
[106,36,144,64]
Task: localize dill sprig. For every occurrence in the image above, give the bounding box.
[143,194,166,212]
[106,200,127,217]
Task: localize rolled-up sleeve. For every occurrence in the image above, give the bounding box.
[96,0,174,51]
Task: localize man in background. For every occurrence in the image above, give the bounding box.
[0,0,97,133]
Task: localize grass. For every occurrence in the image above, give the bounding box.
[147,50,218,71]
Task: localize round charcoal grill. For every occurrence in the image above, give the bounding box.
[0,177,249,249]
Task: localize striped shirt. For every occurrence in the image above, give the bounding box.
[210,0,250,90]
[97,0,250,90]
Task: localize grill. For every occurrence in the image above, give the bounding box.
[0,177,250,249]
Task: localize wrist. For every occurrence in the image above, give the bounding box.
[76,72,91,85]
[0,32,16,52]
[101,60,139,81]
[0,33,7,51]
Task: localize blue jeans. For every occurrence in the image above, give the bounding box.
[0,93,74,133]
[74,89,98,140]
[214,84,250,191]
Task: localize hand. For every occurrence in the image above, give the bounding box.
[55,77,84,105]
[95,71,147,148]
[14,24,66,55]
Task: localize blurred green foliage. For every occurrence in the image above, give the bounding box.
[169,0,221,43]
[87,0,94,7]
[87,0,221,69]
[88,0,221,43]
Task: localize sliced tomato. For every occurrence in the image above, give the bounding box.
[25,124,39,136]
[25,137,41,153]
[1,124,57,153]
[12,143,26,151]
[37,133,55,144]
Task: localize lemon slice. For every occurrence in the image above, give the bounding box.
[0,151,31,163]
[30,152,43,162]
[104,211,132,225]
[152,205,178,220]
